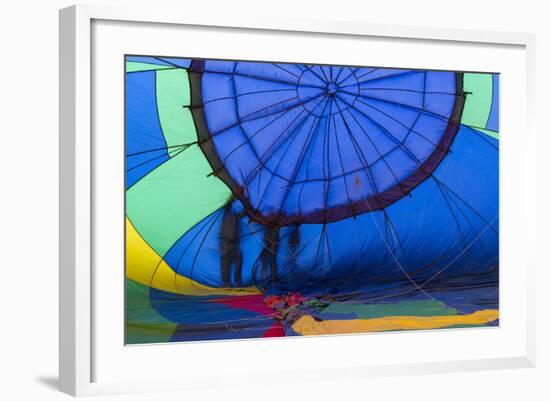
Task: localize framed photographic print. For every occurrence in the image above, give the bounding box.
[125,55,500,343]
[59,3,536,396]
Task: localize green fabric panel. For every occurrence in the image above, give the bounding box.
[444,323,490,329]
[126,322,178,344]
[156,69,196,155]
[125,279,176,344]
[126,144,232,256]
[126,61,174,73]
[473,127,499,140]
[461,73,493,129]
[321,300,458,319]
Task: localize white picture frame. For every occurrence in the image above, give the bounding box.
[59,3,536,397]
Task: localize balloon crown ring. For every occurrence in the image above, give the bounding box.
[325,82,338,96]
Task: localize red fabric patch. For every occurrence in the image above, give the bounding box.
[263,321,285,337]
[209,295,273,315]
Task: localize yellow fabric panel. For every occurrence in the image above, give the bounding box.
[126,217,259,296]
[292,309,499,336]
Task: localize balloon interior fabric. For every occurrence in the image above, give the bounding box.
[125,55,499,343]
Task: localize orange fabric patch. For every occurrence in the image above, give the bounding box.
[292,309,499,335]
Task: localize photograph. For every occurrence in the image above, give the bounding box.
[125,56,500,343]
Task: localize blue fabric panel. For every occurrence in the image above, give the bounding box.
[126,56,171,66]
[149,289,265,325]
[126,56,192,69]
[170,322,272,341]
[486,74,499,131]
[125,71,169,188]
[155,57,192,68]
[423,71,456,117]
[163,125,498,293]
[199,63,459,222]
